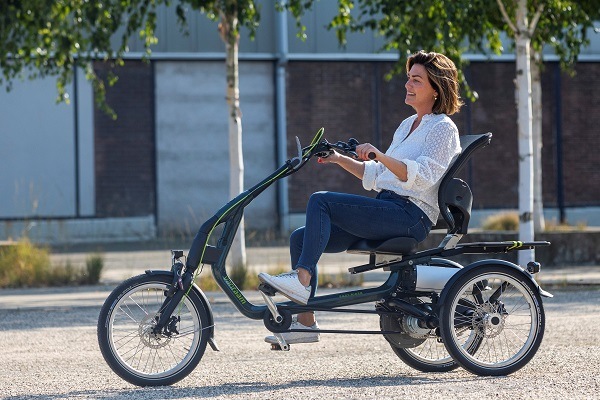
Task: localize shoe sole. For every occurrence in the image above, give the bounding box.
[258,273,310,305]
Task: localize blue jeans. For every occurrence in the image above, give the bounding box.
[290,191,433,296]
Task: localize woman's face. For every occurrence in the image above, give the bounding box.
[405,63,438,113]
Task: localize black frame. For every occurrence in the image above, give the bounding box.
[173,131,549,327]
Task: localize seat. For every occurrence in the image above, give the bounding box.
[346,132,492,256]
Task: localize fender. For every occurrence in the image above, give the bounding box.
[144,269,219,351]
[438,259,553,309]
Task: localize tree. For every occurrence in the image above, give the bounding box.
[494,0,539,265]
[322,0,504,97]
[0,0,311,268]
[327,0,599,265]
[524,0,600,232]
[496,0,600,263]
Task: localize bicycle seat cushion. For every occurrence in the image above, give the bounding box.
[347,236,418,255]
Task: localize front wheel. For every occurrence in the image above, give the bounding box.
[439,265,545,376]
[97,274,210,386]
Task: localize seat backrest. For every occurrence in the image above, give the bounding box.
[438,133,492,234]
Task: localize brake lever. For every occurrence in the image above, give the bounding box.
[288,136,304,170]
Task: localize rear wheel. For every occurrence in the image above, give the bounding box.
[440,266,545,376]
[98,274,210,386]
[381,298,474,373]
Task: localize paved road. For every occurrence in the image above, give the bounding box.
[1,287,599,399]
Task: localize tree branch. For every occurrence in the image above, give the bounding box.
[529,3,545,36]
[496,0,518,35]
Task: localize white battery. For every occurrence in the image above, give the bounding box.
[415,265,461,292]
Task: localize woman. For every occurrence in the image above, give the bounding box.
[259,50,463,345]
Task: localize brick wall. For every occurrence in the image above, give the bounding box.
[94,61,155,217]
[286,60,600,213]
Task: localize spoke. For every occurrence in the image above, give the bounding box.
[107,281,203,378]
[117,304,139,324]
[128,294,150,316]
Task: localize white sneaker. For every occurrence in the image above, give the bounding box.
[258,270,311,305]
[265,320,320,344]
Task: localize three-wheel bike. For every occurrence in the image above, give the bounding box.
[97,129,551,386]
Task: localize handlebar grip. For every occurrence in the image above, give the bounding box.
[368,152,376,160]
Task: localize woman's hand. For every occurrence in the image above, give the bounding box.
[317,150,343,164]
[319,149,366,180]
[356,143,383,161]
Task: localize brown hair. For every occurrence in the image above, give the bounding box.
[406,50,463,115]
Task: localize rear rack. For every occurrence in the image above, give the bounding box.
[348,240,550,274]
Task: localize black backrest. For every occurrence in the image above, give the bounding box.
[438,133,492,234]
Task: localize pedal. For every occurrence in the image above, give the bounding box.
[270,342,291,351]
[258,282,278,296]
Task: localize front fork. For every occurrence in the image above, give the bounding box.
[153,252,195,334]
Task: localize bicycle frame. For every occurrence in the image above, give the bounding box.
[100,130,553,384]
[153,130,550,333]
[182,146,402,321]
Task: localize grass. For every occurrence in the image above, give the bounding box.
[0,240,104,288]
[481,212,519,231]
[481,212,589,232]
[544,219,587,231]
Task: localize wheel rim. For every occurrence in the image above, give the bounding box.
[107,282,202,379]
[449,273,540,369]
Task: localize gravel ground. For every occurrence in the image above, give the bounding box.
[1,287,599,400]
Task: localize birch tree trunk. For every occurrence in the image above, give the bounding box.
[531,51,545,233]
[220,10,246,268]
[515,0,535,265]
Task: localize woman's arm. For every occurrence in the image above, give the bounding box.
[319,152,365,180]
[355,143,408,182]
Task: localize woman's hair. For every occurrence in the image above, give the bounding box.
[406,50,463,115]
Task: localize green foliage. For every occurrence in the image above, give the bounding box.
[2,0,599,109]
[0,240,51,287]
[482,212,519,231]
[532,0,600,72]
[287,0,600,99]
[0,240,104,287]
[318,0,507,100]
[0,0,269,115]
[83,253,104,284]
[496,0,600,73]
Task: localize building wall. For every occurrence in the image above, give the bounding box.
[94,61,156,218]
[154,60,277,236]
[0,69,94,220]
[285,60,600,217]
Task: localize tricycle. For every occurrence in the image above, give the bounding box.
[97,128,551,386]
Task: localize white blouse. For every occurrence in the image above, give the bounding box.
[362,113,461,224]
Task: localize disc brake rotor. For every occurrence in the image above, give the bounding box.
[139,314,172,349]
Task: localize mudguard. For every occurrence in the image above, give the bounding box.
[437,259,553,309]
[144,269,219,351]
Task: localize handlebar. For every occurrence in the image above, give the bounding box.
[288,128,379,171]
[314,137,360,159]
